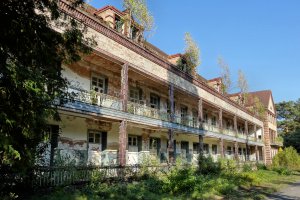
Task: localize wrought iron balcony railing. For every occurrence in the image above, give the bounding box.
[66,88,262,141]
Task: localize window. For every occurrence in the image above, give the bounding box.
[115,15,123,32]
[91,74,106,93]
[227,146,232,155]
[129,88,140,103]
[192,110,198,127]
[89,131,101,143]
[193,143,199,154]
[150,138,158,150]
[150,93,160,109]
[212,116,217,126]
[212,144,218,155]
[238,148,242,155]
[204,143,209,154]
[128,135,138,147]
[204,113,208,123]
[181,105,188,124]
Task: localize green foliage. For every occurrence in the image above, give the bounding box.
[251,96,266,118]
[284,129,300,153]
[237,69,249,104]
[123,0,154,35]
[272,146,300,170]
[242,163,253,172]
[0,0,94,197]
[218,57,232,94]
[256,163,267,170]
[272,167,292,175]
[197,154,221,175]
[276,99,300,134]
[176,32,201,75]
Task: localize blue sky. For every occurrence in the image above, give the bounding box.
[89,0,300,103]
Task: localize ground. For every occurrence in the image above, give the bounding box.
[266,180,300,200]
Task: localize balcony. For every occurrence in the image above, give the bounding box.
[65,88,262,144]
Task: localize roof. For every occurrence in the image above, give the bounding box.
[228,90,275,111]
[94,5,125,16]
[207,77,222,83]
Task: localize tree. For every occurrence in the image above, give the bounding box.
[284,130,300,153]
[276,100,300,134]
[0,0,93,196]
[237,69,249,105]
[123,0,154,38]
[177,32,201,75]
[218,57,232,93]
[251,96,266,118]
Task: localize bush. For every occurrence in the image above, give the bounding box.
[272,167,292,175]
[256,163,267,170]
[198,154,221,175]
[272,147,300,171]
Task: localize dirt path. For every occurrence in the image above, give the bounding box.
[266,181,300,200]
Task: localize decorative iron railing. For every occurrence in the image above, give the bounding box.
[33,165,171,188]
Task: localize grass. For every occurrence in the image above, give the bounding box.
[30,169,300,200]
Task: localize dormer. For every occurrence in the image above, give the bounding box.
[208,77,223,93]
[93,6,144,43]
[168,54,182,65]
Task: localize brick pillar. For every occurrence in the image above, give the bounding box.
[219,138,224,157]
[198,98,203,128]
[263,118,272,165]
[119,120,127,166]
[168,84,175,163]
[219,108,223,129]
[119,63,129,166]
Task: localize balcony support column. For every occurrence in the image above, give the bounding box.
[234,115,238,137]
[255,145,259,162]
[199,135,204,156]
[198,98,203,128]
[254,125,257,142]
[168,84,175,163]
[119,120,127,167]
[121,63,128,112]
[119,63,129,167]
[234,141,239,161]
[245,121,249,161]
[219,138,224,158]
[219,108,223,130]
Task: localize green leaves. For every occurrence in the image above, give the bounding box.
[0,0,91,196]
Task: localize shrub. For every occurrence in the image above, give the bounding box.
[272,147,300,171]
[272,167,292,175]
[242,163,253,172]
[256,163,267,170]
[198,154,221,175]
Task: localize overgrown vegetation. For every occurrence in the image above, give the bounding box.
[218,57,232,94]
[30,152,300,200]
[176,32,201,75]
[276,99,300,152]
[0,0,94,198]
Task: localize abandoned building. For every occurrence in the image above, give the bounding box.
[44,1,281,167]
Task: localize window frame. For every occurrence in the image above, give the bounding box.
[91,73,106,93]
[88,131,102,144]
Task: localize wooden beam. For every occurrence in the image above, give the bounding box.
[121,63,128,112]
[198,98,203,128]
[219,108,223,129]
